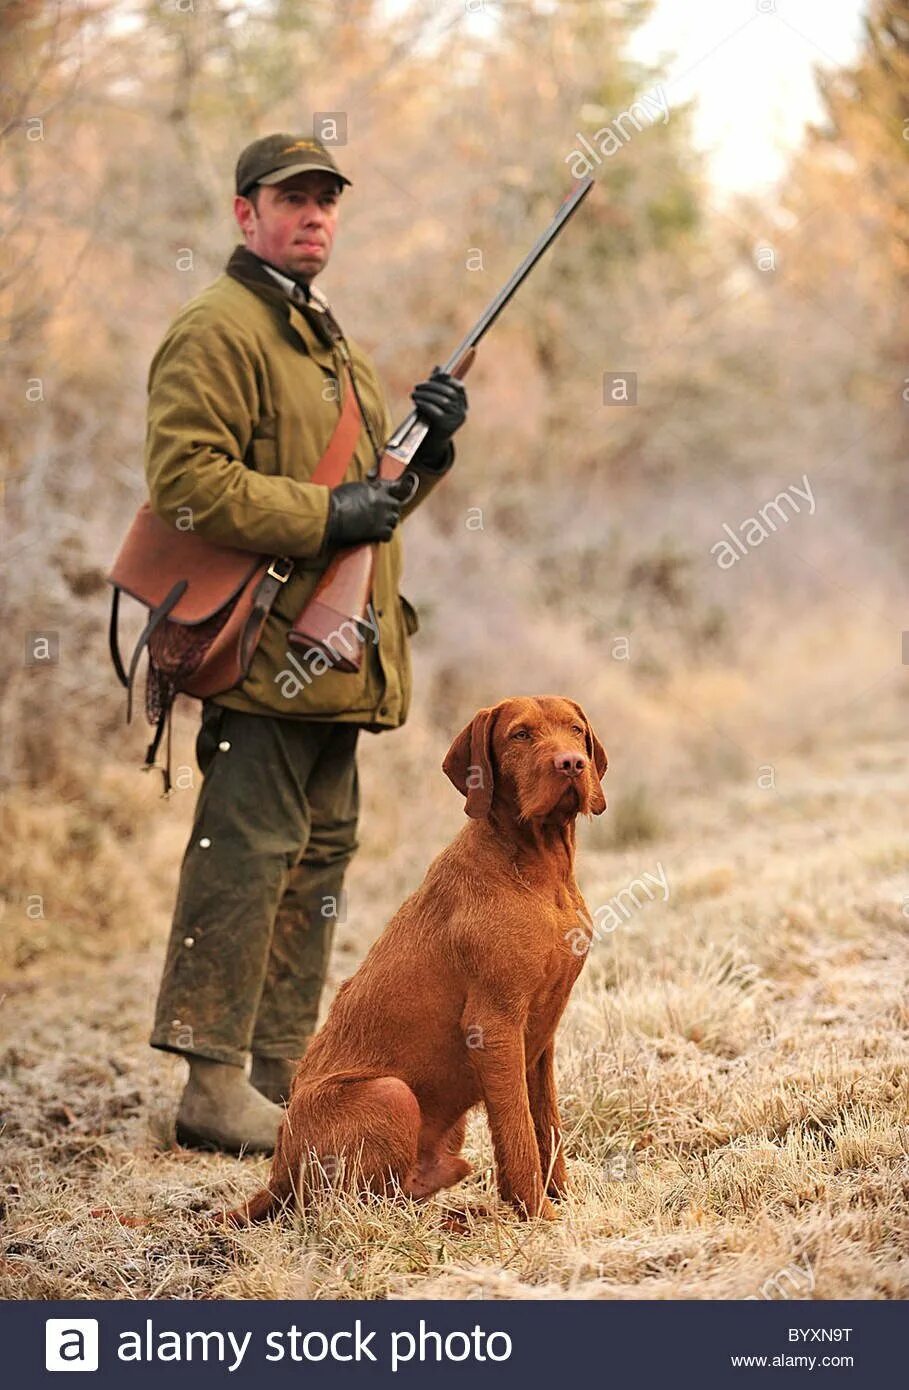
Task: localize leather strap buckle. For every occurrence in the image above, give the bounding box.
[267,557,294,583]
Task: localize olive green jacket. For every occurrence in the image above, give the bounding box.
[144,245,452,728]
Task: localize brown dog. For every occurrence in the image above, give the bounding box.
[221,695,607,1226]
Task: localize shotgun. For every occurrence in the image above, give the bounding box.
[289,174,595,670]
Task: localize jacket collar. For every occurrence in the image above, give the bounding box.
[225,244,340,365]
[254,258,339,317]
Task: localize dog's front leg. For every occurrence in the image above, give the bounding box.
[462,1004,555,1220]
[527,1043,568,1199]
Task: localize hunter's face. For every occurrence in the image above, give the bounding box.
[234,170,341,280]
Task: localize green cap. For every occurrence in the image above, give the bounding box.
[235,133,351,196]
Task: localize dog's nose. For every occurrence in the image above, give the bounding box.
[554,751,587,777]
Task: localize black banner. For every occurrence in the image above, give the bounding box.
[12,1299,900,1388]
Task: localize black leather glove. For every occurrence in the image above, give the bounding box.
[410,367,467,467]
[324,476,414,547]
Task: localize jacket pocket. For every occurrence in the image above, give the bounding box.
[399,594,420,636]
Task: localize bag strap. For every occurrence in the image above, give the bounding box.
[143,702,175,797]
[125,579,188,723]
[309,362,363,488]
[239,558,294,671]
[109,587,129,689]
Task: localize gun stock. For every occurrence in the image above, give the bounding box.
[289,177,594,672]
[288,543,375,672]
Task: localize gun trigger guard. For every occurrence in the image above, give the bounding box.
[400,471,420,504]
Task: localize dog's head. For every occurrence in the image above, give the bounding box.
[443,696,608,823]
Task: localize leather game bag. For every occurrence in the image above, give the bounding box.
[107,367,362,792]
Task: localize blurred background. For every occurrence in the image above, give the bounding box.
[1,0,907,962]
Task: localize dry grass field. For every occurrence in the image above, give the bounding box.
[1,714,907,1301]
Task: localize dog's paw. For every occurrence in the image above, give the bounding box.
[511,1194,559,1221]
[438,1203,492,1234]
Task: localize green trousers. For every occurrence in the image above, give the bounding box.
[150,700,360,1067]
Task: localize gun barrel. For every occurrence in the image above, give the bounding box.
[444,175,594,370]
[386,175,594,451]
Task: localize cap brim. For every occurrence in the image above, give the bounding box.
[257,162,351,187]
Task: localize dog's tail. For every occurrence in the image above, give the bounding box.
[216,1166,295,1228]
[216,1131,297,1228]
[214,1074,369,1228]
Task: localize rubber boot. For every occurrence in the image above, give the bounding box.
[249,1055,298,1106]
[175,1056,283,1155]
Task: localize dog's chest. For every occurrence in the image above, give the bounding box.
[525,931,585,1048]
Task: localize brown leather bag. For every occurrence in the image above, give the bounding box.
[108,367,362,792]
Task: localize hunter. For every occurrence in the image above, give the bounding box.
[145,133,467,1153]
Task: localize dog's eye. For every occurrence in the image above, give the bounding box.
[571,724,585,737]
[511,728,530,741]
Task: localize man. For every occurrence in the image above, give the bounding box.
[145,133,467,1154]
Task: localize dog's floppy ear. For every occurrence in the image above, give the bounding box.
[443,705,498,818]
[568,700,608,816]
